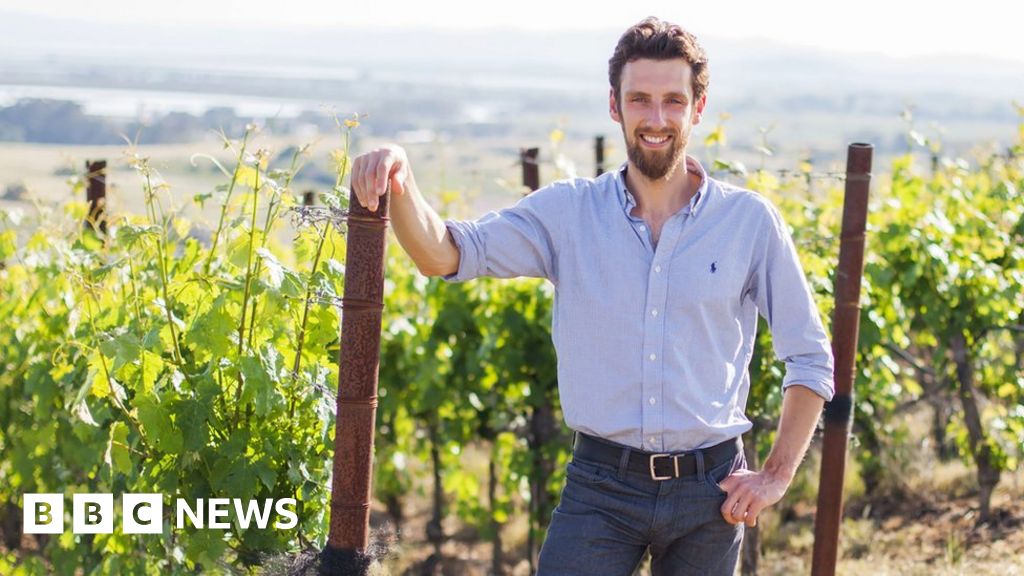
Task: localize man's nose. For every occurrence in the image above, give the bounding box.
[646,105,669,128]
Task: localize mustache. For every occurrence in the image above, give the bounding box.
[633,127,678,138]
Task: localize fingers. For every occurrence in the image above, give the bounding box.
[363,154,382,212]
[351,146,407,212]
[722,494,754,526]
[718,470,788,527]
[720,484,769,527]
[390,172,405,196]
[720,477,754,526]
[351,153,367,208]
[720,488,743,525]
[733,492,757,527]
[717,475,734,493]
[353,152,379,210]
[745,501,767,527]
[354,153,368,207]
[375,157,392,201]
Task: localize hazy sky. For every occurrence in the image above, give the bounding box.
[2,0,1023,62]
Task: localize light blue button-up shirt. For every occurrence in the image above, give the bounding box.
[443,155,834,452]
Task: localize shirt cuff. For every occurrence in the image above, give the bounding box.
[441,219,480,283]
[782,377,831,399]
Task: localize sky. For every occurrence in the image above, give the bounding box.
[2,0,1023,62]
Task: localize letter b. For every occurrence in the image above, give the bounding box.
[23,494,64,534]
[73,494,113,534]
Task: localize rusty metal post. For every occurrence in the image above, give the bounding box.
[811,143,872,576]
[595,135,606,177]
[320,188,390,576]
[303,190,316,206]
[85,160,107,234]
[521,147,540,193]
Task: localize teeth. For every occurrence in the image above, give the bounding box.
[641,135,669,144]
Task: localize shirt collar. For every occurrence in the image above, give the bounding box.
[614,155,710,219]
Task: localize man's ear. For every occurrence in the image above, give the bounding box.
[609,88,622,123]
[693,92,707,125]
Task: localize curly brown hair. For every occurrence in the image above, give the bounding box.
[608,17,709,103]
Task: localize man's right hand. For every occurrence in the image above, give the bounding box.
[349,144,459,277]
[351,145,411,213]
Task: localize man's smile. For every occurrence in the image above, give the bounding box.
[638,133,674,148]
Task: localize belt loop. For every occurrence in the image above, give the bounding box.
[617,446,631,481]
[572,430,579,451]
[695,450,706,483]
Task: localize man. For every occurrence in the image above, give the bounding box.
[350,16,833,576]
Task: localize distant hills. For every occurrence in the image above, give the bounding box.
[1,9,1022,158]
[2,9,1021,92]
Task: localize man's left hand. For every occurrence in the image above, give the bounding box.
[717,469,790,527]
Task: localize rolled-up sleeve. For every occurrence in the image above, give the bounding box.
[750,203,835,401]
[442,185,562,283]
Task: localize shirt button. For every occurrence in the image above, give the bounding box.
[649,353,656,361]
[651,309,658,317]
[649,436,657,445]
[654,265,662,273]
[639,224,646,231]
[649,397,656,405]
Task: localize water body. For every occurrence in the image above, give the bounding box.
[0,84,348,120]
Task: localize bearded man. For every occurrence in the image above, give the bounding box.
[350,16,834,575]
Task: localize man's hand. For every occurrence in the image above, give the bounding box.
[717,468,790,527]
[351,145,411,212]
[716,385,825,527]
[349,144,458,276]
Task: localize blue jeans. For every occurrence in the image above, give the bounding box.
[537,444,746,575]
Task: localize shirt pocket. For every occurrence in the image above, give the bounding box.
[669,254,748,312]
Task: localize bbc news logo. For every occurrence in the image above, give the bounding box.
[23,494,298,534]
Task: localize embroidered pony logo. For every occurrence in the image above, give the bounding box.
[710,262,718,274]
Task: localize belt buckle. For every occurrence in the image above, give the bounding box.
[649,453,679,481]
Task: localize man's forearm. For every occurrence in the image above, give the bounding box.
[350,145,460,277]
[762,385,825,482]
[389,175,460,277]
[718,384,825,525]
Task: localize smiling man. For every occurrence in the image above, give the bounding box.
[350,16,834,576]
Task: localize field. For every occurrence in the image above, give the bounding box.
[1,121,1022,575]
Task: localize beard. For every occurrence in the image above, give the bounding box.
[623,126,686,181]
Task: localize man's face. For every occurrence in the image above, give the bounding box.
[610,58,706,181]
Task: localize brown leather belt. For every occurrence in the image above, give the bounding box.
[573,432,739,481]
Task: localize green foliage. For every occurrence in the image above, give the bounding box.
[731,118,1024,500]
[375,231,563,545]
[0,125,354,573]
[873,147,1024,475]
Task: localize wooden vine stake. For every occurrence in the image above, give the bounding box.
[320,188,390,575]
[85,160,108,234]
[811,143,873,576]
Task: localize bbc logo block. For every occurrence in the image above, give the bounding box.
[72,493,115,534]
[23,494,64,534]
[123,494,164,534]
[24,493,160,534]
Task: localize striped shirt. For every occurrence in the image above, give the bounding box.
[443,155,833,452]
